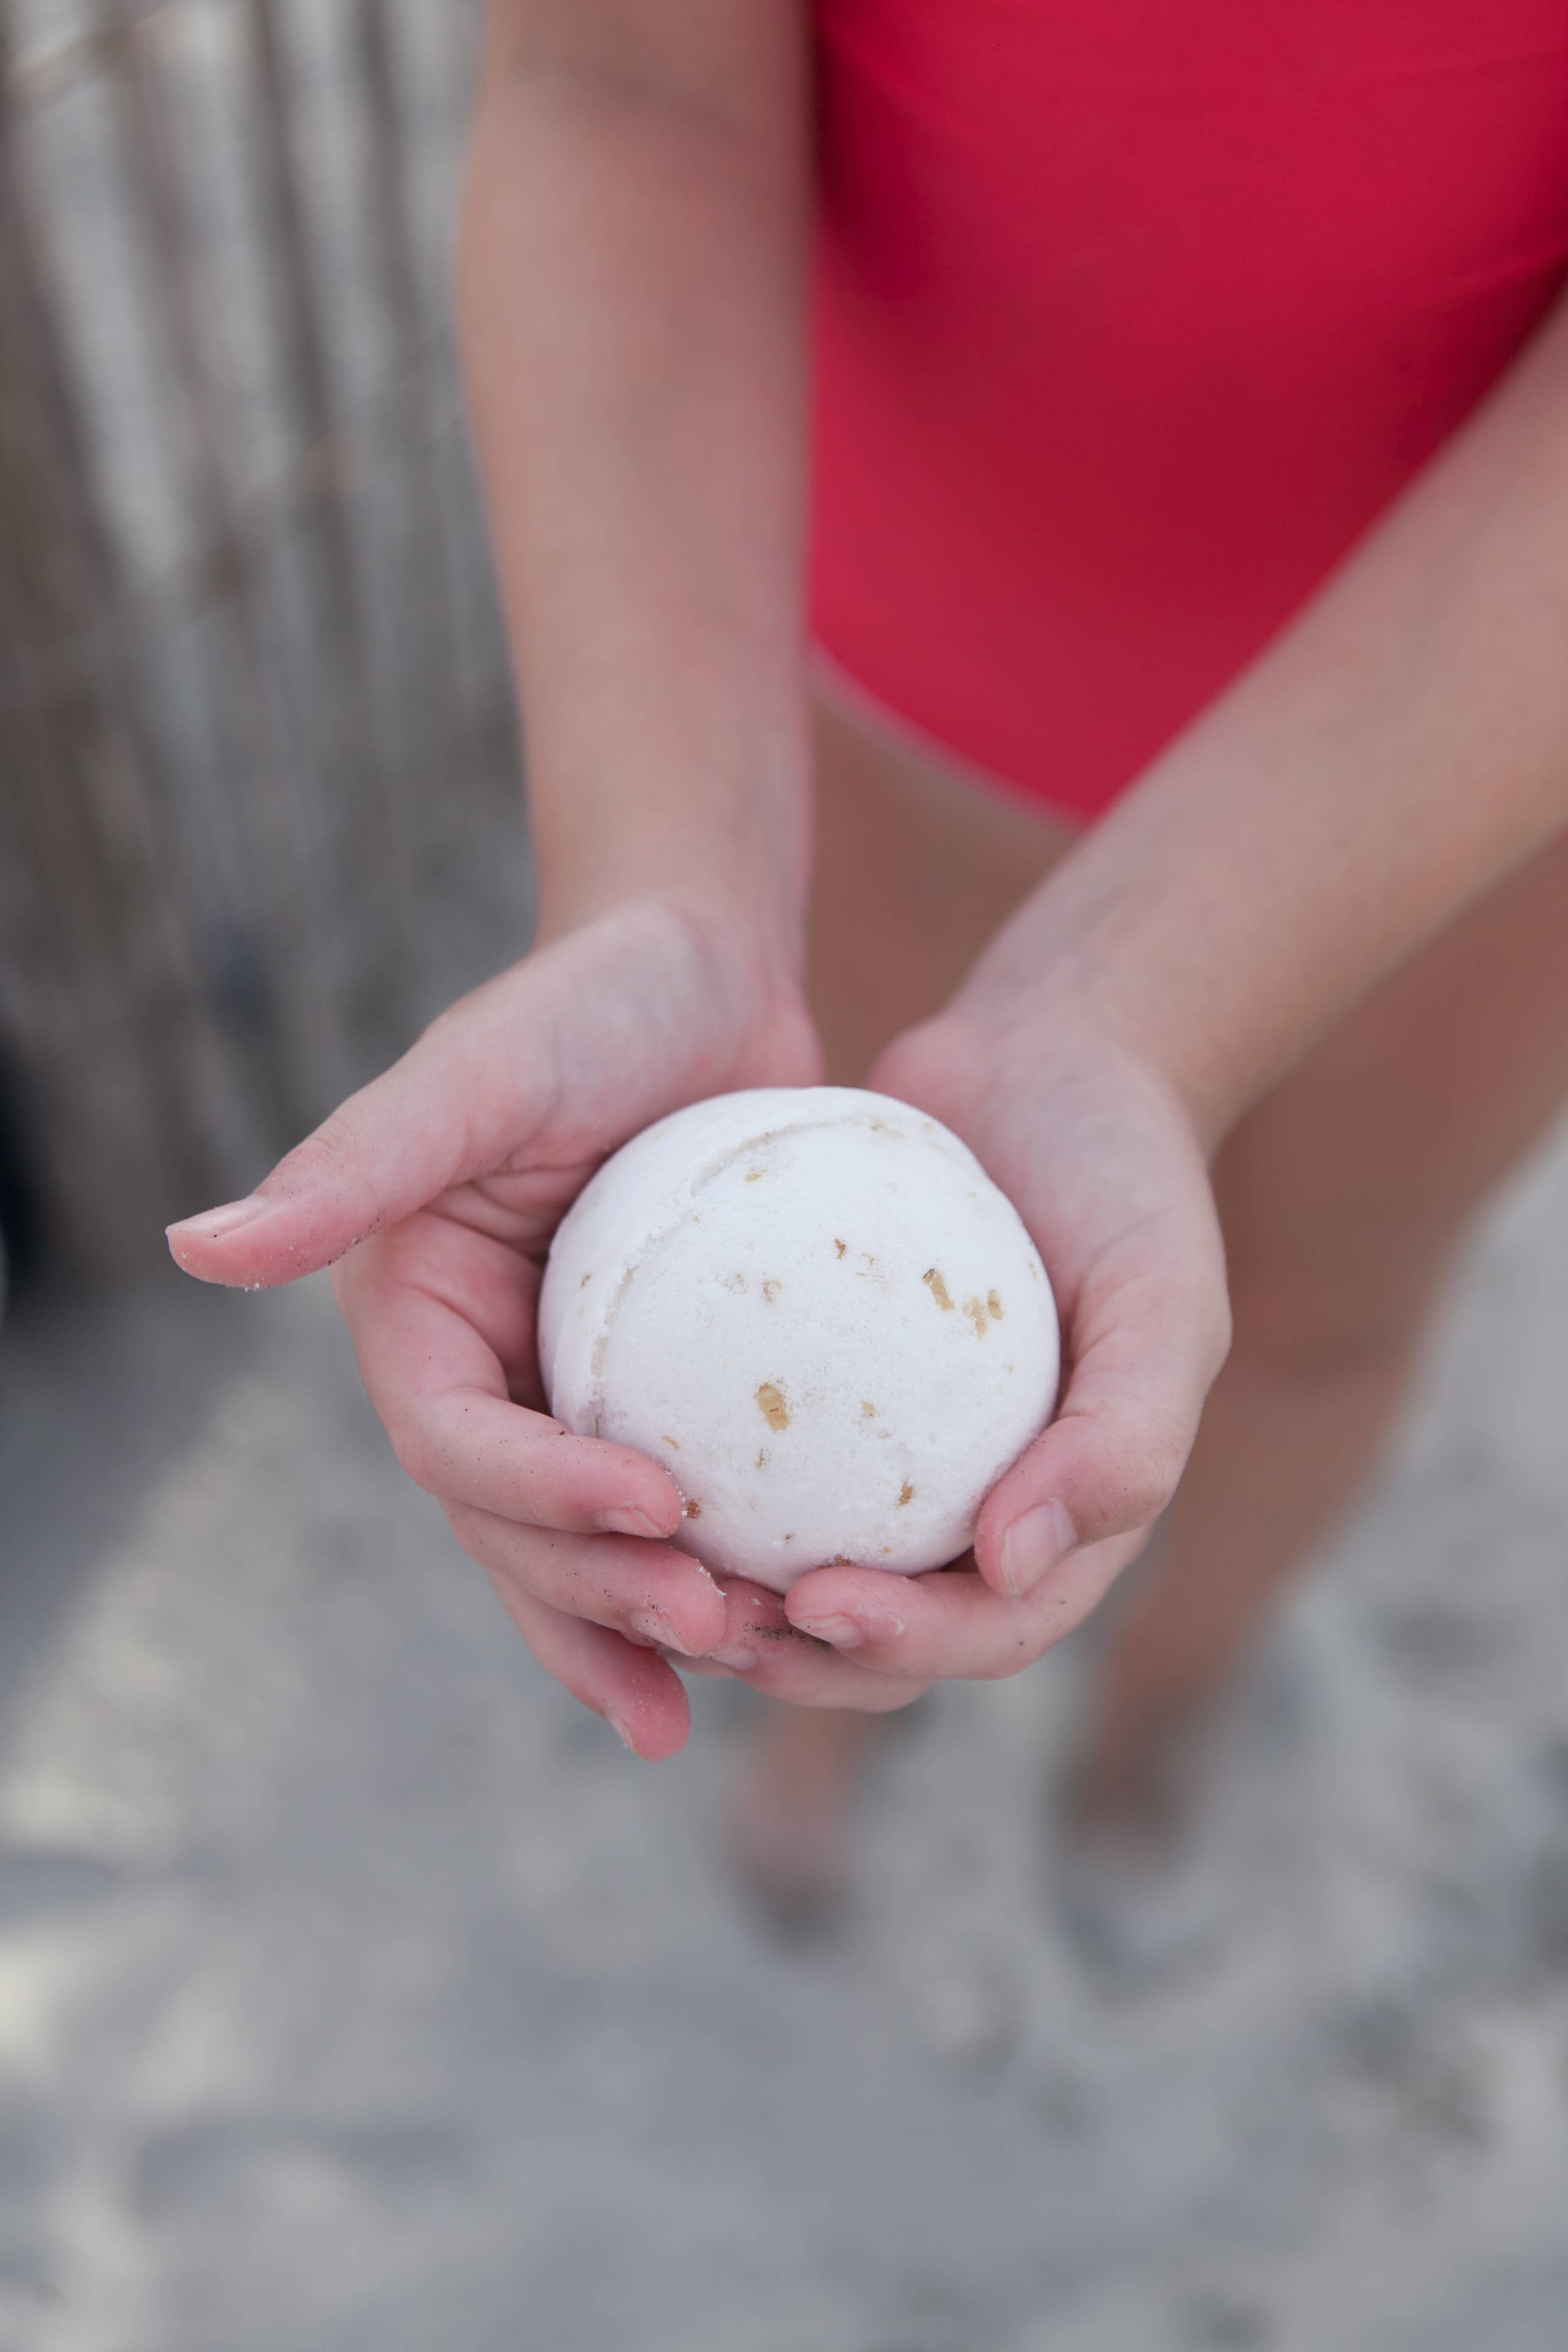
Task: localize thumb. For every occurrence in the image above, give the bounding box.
[166,1020,517,1288]
[974,1228,1231,1598]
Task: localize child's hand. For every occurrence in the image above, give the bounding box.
[167,891,824,1759]
[724,1004,1232,1704]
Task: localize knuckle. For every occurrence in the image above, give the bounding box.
[872,1679,933,1713]
[968,1618,1053,1675]
[1203,1291,1235,1380]
[1111,1432,1188,1529]
[388,1418,434,1491]
[278,1104,390,1246]
[1123,1467,1179,1530]
[1167,1265,1232,1385]
[439,1498,474,1544]
[283,1109,362,1188]
[974,1640,1040,1684]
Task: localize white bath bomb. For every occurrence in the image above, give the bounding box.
[538,1087,1059,1593]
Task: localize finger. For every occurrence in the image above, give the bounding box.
[784,1532,1148,1681]
[701,1580,931,1712]
[161,930,618,1291]
[163,903,775,1291]
[450,1504,727,1658]
[425,1399,685,1534]
[487,1578,691,1760]
[975,1225,1229,1601]
[165,1026,533,1292]
[337,1218,685,1536]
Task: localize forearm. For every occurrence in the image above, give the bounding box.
[965,290,1568,1144]
[459,12,811,964]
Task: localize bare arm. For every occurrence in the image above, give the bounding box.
[963,288,1568,1145]
[778,284,1568,1686]
[460,0,811,968]
[165,3,843,1760]
[177,13,1568,1724]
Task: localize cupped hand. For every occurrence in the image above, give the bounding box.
[167,889,846,1759]
[740,1003,1232,1703]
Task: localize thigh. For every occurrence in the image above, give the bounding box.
[1216,827,1568,1358]
[808,690,1078,1083]
[811,693,1568,1347]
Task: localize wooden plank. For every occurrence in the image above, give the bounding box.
[90,0,352,1121]
[347,0,476,736]
[0,1,257,1267]
[0,0,512,1271]
[237,0,420,1047]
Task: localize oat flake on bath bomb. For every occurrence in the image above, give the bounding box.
[538,1087,1059,1594]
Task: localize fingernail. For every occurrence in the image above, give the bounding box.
[793,1614,866,1651]
[596,1507,668,1541]
[710,1645,758,1672]
[166,1194,269,1243]
[630,1607,701,1658]
[605,1712,637,1752]
[998,1499,1077,1598]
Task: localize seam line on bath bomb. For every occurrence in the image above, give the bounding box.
[572,1112,943,1434]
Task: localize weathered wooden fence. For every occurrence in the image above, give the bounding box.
[0,0,530,1274]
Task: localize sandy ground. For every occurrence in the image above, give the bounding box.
[1,1127,1567,2352]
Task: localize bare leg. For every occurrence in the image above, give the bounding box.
[723,1704,890,1927]
[732,688,1568,1900]
[1075,826,1568,1835]
[728,693,1075,1918]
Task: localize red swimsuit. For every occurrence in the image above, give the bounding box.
[810,0,1568,821]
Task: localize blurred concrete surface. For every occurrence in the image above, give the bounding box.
[1,1129,1567,2352]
